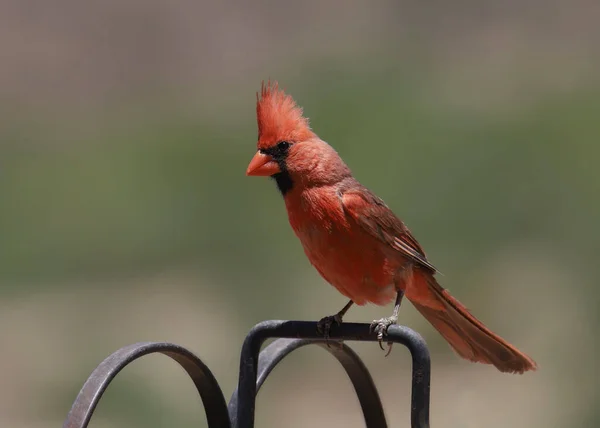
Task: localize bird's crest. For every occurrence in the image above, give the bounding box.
[256,80,315,149]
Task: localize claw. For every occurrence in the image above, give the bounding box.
[370,316,398,355]
[316,321,325,335]
[384,342,393,357]
[317,313,343,346]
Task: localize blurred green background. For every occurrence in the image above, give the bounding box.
[1,1,599,427]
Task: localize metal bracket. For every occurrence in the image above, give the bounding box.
[63,321,431,428]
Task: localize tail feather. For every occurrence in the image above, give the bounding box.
[407,271,537,374]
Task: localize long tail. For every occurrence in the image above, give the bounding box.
[405,270,537,374]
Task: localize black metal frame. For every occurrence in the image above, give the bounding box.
[63,320,431,428]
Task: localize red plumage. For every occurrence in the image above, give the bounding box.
[246,81,537,374]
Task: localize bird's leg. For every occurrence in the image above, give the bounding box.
[317,300,354,344]
[370,290,404,356]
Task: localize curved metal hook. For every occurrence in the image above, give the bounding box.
[228,338,387,427]
[63,342,231,428]
[231,320,430,428]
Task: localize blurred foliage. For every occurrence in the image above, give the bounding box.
[2,70,598,292]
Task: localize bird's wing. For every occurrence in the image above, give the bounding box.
[341,186,437,273]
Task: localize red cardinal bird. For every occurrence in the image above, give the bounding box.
[246,81,536,374]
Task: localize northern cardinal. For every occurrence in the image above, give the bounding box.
[246,81,536,374]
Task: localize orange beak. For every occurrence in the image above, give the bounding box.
[246,151,281,176]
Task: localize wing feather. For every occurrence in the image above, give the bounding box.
[340,186,437,273]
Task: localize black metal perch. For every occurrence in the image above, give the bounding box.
[63,320,431,428]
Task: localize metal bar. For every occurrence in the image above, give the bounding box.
[228,338,388,428]
[62,342,231,428]
[233,320,431,428]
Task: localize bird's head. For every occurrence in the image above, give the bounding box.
[246,80,350,195]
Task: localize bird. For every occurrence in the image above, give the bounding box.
[245,80,537,374]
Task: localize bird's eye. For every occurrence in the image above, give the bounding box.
[277,141,290,151]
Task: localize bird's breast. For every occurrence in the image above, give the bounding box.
[284,186,398,306]
[285,186,348,242]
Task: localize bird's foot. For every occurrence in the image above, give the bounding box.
[317,313,343,347]
[370,316,398,357]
